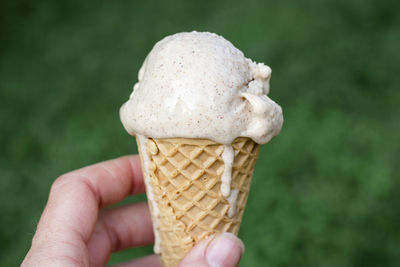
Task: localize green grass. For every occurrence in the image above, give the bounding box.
[1,0,399,266]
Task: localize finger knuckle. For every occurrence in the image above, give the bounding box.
[50,174,72,194]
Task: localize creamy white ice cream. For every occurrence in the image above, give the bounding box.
[120,31,283,145]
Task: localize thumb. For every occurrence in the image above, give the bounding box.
[179,232,245,267]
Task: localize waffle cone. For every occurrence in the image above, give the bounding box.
[137,137,260,267]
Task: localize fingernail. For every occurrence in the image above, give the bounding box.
[206,232,245,267]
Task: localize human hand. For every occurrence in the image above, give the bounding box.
[22,155,244,267]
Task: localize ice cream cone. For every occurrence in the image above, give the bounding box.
[137,137,260,267]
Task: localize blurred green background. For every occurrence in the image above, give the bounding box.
[1,0,399,266]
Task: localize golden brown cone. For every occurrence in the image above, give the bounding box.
[137,137,259,267]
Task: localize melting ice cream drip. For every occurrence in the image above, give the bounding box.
[221,144,240,218]
[226,189,239,218]
[137,135,161,254]
[221,145,234,198]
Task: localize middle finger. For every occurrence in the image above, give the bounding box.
[87,202,154,266]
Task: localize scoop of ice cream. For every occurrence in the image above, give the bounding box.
[120,31,283,144]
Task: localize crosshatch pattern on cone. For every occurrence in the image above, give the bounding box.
[139,137,259,267]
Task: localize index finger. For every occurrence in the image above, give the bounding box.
[34,155,145,246]
[59,154,145,207]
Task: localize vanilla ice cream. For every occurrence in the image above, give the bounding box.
[120,31,283,145]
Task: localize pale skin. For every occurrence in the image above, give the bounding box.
[22,155,244,267]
